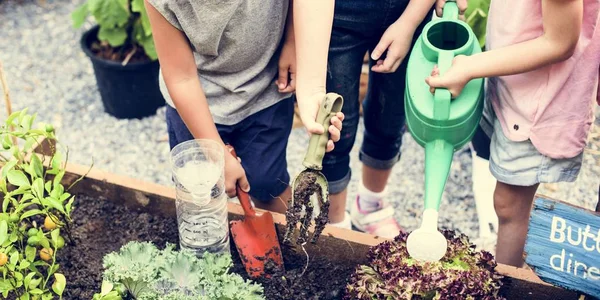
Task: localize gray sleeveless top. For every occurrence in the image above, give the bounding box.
[147,0,291,125]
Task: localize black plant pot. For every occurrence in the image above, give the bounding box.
[80,26,165,119]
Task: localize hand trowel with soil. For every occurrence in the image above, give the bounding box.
[227,146,284,279]
[283,93,344,245]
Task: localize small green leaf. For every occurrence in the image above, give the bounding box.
[9,231,17,243]
[24,272,35,288]
[2,195,9,213]
[25,246,36,262]
[19,292,30,300]
[65,197,75,215]
[10,185,30,196]
[20,209,43,221]
[21,115,31,130]
[19,260,30,270]
[45,181,52,193]
[29,277,41,290]
[6,110,20,127]
[71,2,89,28]
[9,251,18,267]
[29,288,43,295]
[52,273,66,296]
[7,170,29,187]
[51,229,60,248]
[0,177,6,194]
[33,178,44,199]
[39,237,50,250]
[0,220,7,245]
[53,171,65,188]
[1,159,17,179]
[59,192,71,203]
[44,197,65,214]
[30,155,43,178]
[98,26,128,46]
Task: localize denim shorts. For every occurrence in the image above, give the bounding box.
[322,0,432,194]
[166,97,294,202]
[482,99,583,186]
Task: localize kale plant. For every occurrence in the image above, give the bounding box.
[345,230,505,300]
[94,241,265,300]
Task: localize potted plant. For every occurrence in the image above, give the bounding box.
[71,0,165,119]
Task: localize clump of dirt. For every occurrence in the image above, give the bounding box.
[231,243,356,300]
[90,41,150,64]
[284,171,330,245]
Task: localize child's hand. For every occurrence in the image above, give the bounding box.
[435,0,468,20]
[370,20,414,73]
[425,55,471,97]
[276,42,296,93]
[224,151,250,198]
[297,92,345,152]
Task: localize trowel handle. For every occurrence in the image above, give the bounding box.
[226,145,256,217]
[442,1,460,20]
[302,93,344,170]
[433,51,454,121]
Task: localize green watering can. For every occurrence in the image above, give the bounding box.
[404,1,484,262]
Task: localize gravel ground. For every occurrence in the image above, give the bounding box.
[1,0,599,248]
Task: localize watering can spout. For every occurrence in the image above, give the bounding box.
[424,139,454,211]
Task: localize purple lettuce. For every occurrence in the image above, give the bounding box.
[345,230,505,300]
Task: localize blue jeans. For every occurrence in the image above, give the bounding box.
[323,0,432,193]
[166,98,294,202]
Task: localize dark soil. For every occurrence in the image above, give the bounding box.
[90,41,150,64]
[55,194,356,299]
[284,170,330,245]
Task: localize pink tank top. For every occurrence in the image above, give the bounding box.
[485,0,600,159]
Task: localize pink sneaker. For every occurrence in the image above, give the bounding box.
[350,195,402,239]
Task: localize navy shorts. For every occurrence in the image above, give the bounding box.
[322,0,431,193]
[166,97,294,202]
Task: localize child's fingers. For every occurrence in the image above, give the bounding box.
[326,140,335,152]
[330,116,343,131]
[328,125,340,142]
[277,65,289,90]
[371,36,392,61]
[336,112,345,122]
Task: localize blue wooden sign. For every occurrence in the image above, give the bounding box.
[525,196,600,298]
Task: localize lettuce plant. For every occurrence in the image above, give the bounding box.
[95,241,265,300]
[345,230,505,300]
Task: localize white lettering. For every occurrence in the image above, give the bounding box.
[567,226,582,246]
[588,267,600,280]
[582,225,596,252]
[550,249,565,272]
[550,216,566,243]
[595,229,600,255]
[567,253,573,273]
[574,261,587,278]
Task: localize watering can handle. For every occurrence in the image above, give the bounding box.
[302,93,344,170]
[442,1,460,20]
[226,145,256,217]
[433,51,454,121]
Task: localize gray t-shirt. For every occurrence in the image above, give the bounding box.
[148,0,291,125]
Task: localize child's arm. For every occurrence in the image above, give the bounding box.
[371,0,466,73]
[276,0,296,93]
[294,0,344,151]
[144,1,250,196]
[426,0,583,97]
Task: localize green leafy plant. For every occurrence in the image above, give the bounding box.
[345,230,505,300]
[95,241,265,300]
[71,0,157,61]
[0,109,87,299]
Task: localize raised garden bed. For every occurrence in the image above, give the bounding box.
[26,144,587,300]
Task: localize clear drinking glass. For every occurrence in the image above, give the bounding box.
[170,139,230,256]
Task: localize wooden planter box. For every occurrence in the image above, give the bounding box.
[26,142,591,299]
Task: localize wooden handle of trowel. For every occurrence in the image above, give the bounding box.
[226,145,256,217]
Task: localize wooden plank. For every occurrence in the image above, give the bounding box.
[524,196,600,298]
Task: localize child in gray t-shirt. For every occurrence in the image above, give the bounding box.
[144,0,343,213]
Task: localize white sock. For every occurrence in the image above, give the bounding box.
[358,181,387,213]
[330,211,352,229]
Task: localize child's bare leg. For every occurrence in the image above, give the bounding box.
[493,181,539,267]
[362,165,392,192]
[253,187,291,214]
[328,191,347,223]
